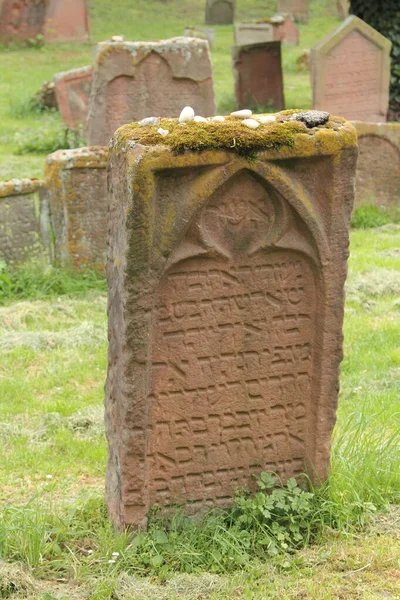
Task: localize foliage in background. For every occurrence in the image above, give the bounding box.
[351,204,400,229]
[13,117,86,155]
[350,0,400,121]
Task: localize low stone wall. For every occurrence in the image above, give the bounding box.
[45,147,109,271]
[0,179,52,267]
[352,121,400,210]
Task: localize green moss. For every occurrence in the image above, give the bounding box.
[116,115,313,158]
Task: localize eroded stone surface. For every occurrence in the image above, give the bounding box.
[277,0,309,23]
[311,16,391,122]
[352,121,400,210]
[233,41,284,111]
[45,147,108,271]
[105,116,357,529]
[205,0,235,25]
[0,179,51,266]
[0,0,89,44]
[54,66,93,129]
[87,37,216,146]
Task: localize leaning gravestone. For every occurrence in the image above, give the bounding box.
[0,0,89,44]
[277,0,308,23]
[54,66,93,129]
[311,16,392,122]
[352,121,400,211]
[87,38,216,146]
[45,147,108,271]
[205,0,235,25]
[233,41,285,110]
[0,179,51,266]
[105,111,357,529]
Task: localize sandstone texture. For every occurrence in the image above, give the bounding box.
[352,121,400,210]
[87,37,216,146]
[105,111,357,529]
[311,16,392,122]
[45,147,108,271]
[54,66,93,129]
[0,179,51,266]
[233,41,285,111]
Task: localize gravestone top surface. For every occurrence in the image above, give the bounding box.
[54,65,93,83]
[46,147,109,168]
[0,178,43,198]
[311,15,392,122]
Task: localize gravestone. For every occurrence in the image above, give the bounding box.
[45,147,108,271]
[336,0,350,20]
[105,112,357,529]
[183,27,215,48]
[352,121,400,211]
[311,16,392,122]
[87,38,216,146]
[205,0,235,25]
[54,66,93,129]
[234,24,274,46]
[0,179,51,266]
[277,0,308,23]
[0,0,89,44]
[272,14,299,46]
[233,41,284,110]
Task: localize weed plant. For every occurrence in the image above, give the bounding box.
[351,204,400,229]
[13,117,86,155]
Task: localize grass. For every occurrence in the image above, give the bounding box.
[0,0,340,180]
[0,227,399,599]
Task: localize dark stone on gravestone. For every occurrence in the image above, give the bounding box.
[294,110,330,128]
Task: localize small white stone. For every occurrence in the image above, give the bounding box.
[157,128,169,137]
[179,106,195,123]
[112,552,120,557]
[87,549,94,555]
[108,559,116,564]
[243,119,260,129]
[194,115,207,122]
[138,116,160,127]
[257,115,276,123]
[111,35,124,42]
[211,116,225,122]
[230,109,252,119]
[46,474,53,479]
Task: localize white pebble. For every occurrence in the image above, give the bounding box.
[138,116,160,127]
[108,559,116,564]
[112,552,120,557]
[257,115,276,123]
[243,118,260,129]
[211,116,225,122]
[46,474,53,479]
[179,106,195,123]
[230,109,252,119]
[194,115,207,122]
[157,128,169,137]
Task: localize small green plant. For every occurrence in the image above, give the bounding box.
[13,119,86,155]
[351,204,392,229]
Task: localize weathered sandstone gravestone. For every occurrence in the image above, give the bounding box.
[277,0,308,23]
[205,0,235,25]
[105,112,357,529]
[183,27,215,48]
[311,16,392,122]
[0,0,90,44]
[234,23,274,46]
[0,179,51,266]
[272,14,299,46]
[233,41,284,110]
[87,38,216,146]
[45,147,108,271]
[54,66,93,129]
[352,121,400,210]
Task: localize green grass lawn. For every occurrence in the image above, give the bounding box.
[0,0,340,180]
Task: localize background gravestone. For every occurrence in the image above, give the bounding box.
[352,121,400,211]
[87,38,216,146]
[205,0,235,25]
[45,147,108,271]
[105,113,357,529]
[233,41,285,110]
[0,179,51,267]
[277,0,309,23]
[54,66,93,129]
[0,0,90,44]
[311,16,391,122]
[337,0,350,20]
[234,24,274,46]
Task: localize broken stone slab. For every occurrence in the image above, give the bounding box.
[54,66,93,129]
[105,113,358,529]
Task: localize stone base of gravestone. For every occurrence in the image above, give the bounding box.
[205,0,235,25]
[87,37,216,146]
[0,0,89,44]
[352,121,400,211]
[105,112,357,529]
[54,66,93,129]
[233,41,285,110]
[45,147,108,271]
[0,179,51,267]
[311,16,392,122]
[277,0,308,23]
